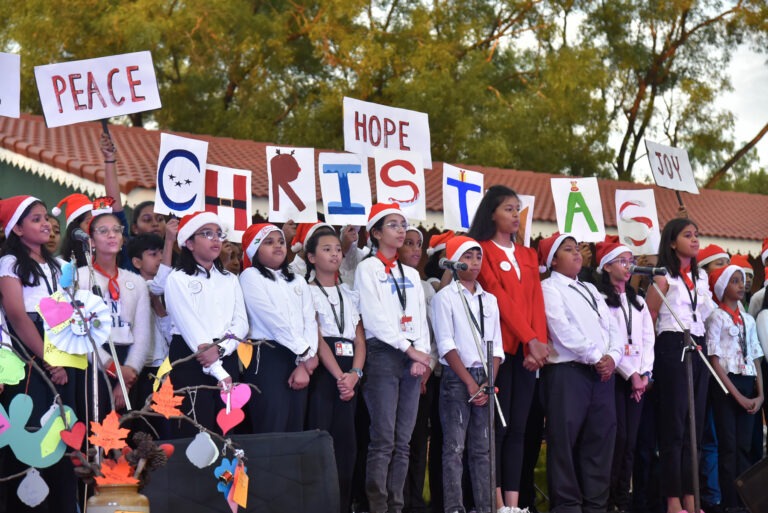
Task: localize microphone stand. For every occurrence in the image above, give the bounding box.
[651,281,727,513]
[450,267,506,513]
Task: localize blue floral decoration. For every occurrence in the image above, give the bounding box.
[213,457,246,499]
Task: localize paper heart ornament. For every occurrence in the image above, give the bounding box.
[60,421,86,450]
[38,297,74,329]
[220,384,251,410]
[186,432,219,469]
[216,407,245,436]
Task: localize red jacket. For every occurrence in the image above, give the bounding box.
[476,240,548,356]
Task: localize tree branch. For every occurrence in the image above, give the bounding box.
[703,122,768,189]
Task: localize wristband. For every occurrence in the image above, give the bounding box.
[104,160,116,164]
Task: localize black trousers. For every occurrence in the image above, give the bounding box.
[243,340,307,434]
[609,375,644,510]
[712,373,757,508]
[653,331,709,498]
[495,348,537,492]
[404,372,442,513]
[306,337,358,513]
[1,315,82,513]
[167,335,238,438]
[518,375,545,511]
[542,362,616,513]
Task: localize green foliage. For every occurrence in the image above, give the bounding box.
[1,0,766,192]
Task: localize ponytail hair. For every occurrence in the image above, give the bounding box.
[303,226,338,282]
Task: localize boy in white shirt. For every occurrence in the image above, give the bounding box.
[432,236,504,513]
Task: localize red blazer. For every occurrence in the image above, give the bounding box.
[476,240,547,356]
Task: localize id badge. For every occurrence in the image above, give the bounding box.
[400,315,414,334]
[335,341,354,357]
[624,344,640,357]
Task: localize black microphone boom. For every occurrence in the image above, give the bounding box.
[72,228,90,243]
[628,264,668,276]
[439,258,468,271]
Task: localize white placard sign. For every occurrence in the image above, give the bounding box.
[374,149,426,221]
[204,164,252,243]
[318,152,372,226]
[644,139,699,194]
[266,146,318,223]
[615,189,661,256]
[0,53,21,118]
[517,194,536,248]
[154,133,208,216]
[442,164,483,231]
[550,177,605,243]
[34,51,161,127]
[344,97,432,168]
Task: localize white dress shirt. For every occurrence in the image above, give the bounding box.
[309,282,361,340]
[165,265,249,381]
[706,308,763,376]
[77,266,151,373]
[606,293,655,380]
[541,271,622,366]
[354,256,429,353]
[757,309,768,358]
[656,271,716,337]
[431,281,504,368]
[240,267,318,357]
[492,241,520,280]
[0,255,60,312]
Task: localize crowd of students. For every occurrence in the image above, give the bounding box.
[0,149,767,513]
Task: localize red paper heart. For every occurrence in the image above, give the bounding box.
[39,297,74,327]
[60,421,86,450]
[216,407,245,436]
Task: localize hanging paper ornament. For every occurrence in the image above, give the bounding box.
[37,290,110,354]
[59,261,75,289]
[17,468,49,507]
[213,458,238,499]
[216,408,244,436]
[0,349,25,385]
[186,431,219,468]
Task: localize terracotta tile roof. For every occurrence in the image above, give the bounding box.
[0,113,765,241]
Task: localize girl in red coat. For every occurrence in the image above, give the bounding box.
[467,185,549,513]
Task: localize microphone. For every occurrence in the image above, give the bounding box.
[439,258,468,271]
[629,264,668,276]
[72,228,90,243]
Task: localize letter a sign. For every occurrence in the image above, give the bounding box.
[550,177,605,243]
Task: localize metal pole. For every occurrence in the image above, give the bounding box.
[487,338,497,513]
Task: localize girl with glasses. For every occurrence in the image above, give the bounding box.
[354,203,431,513]
[164,211,248,436]
[595,240,655,513]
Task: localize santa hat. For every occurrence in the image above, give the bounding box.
[0,195,39,238]
[291,222,333,253]
[177,211,222,247]
[603,234,620,244]
[708,264,745,302]
[242,223,282,268]
[426,230,455,257]
[761,238,768,265]
[406,226,424,246]
[730,254,754,277]
[51,193,92,227]
[445,236,482,263]
[595,241,633,274]
[367,203,402,232]
[537,232,573,273]
[697,244,729,268]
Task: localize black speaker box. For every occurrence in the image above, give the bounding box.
[736,456,768,513]
[143,430,339,513]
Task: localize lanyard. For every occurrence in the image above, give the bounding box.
[465,291,485,339]
[568,282,600,318]
[314,280,345,336]
[618,296,633,343]
[734,311,748,365]
[682,273,698,322]
[388,260,407,312]
[35,262,57,295]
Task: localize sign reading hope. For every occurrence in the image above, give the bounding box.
[343,97,432,168]
[644,139,699,195]
[34,51,161,128]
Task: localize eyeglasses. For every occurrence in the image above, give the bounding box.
[194,229,227,241]
[93,226,123,236]
[383,221,409,231]
[609,258,636,268]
